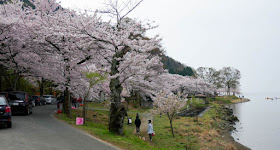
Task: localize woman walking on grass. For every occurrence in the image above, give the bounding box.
[147,120,153,141]
[135,113,141,134]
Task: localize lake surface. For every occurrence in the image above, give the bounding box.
[229,92,280,150]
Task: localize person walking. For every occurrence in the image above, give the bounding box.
[147,120,154,141]
[135,113,141,134]
[72,97,77,108]
[77,97,82,106]
[57,99,60,109]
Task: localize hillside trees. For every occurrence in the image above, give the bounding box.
[162,55,194,76]
[196,67,241,95]
[196,67,222,88]
[151,49,194,76]
[220,67,241,95]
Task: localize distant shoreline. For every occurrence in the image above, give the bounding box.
[223,129,251,150]
[226,98,251,150]
[231,98,250,104]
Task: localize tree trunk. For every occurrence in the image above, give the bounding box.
[168,113,175,138]
[39,78,45,96]
[82,98,86,125]
[227,82,231,96]
[63,63,71,118]
[108,47,130,135]
[13,70,19,91]
[17,75,21,91]
[0,65,3,91]
[0,75,2,92]
[109,77,127,135]
[170,119,174,137]
[63,87,71,118]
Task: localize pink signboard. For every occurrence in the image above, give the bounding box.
[76,117,84,125]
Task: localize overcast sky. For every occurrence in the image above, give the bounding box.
[59,0,280,94]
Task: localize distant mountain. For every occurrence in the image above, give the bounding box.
[0,0,35,8]
[151,49,194,76]
[22,0,35,9]
[162,55,194,76]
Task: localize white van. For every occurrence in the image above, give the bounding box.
[43,95,57,104]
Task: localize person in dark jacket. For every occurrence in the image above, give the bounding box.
[135,113,141,134]
[72,97,77,108]
[57,99,60,109]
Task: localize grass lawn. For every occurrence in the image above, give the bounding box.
[85,102,109,109]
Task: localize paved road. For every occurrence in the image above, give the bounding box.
[0,105,118,150]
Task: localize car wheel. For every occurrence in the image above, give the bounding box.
[7,122,12,128]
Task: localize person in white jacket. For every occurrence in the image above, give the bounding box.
[147,120,153,141]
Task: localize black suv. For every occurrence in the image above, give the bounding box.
[8,91,32,115]
[0,95,12,128]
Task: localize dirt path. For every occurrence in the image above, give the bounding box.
[140,112,153,133]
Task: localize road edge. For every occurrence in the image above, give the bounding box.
[50,111,121,150]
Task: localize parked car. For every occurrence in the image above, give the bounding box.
[43,95,57,104]
[0,92,8,99]
[7,91,32,115]
[0,95,12,128]
[32,95,47,106]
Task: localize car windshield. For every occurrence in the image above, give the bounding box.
[8,92,25,100]
[32,96,39,98]
[0,97,7,105]
[44,96,51,98]
[0,93,8,98]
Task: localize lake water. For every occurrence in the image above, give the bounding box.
[229,92,280,150]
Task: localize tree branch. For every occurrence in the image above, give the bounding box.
[77,55,91,65]
[120,0,143,20]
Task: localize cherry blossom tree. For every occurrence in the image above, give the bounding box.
[0,0,98,116]
[71,0,164,134]
[0,1,37,90]
[21,0,106,117]
[122,72,215,109]
[153,91,187,137]
[79,71,106,125]
[0,0,218,136]
[1,0,162,124]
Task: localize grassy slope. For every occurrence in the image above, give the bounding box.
[55,99,242,150]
